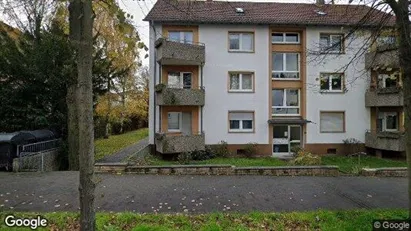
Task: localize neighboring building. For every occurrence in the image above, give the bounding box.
[144,0,401,157]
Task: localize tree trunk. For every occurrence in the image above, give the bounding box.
[67,85,79,170]
[394,0,411,218]
[69,0,96,230]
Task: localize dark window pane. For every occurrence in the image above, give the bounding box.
[285,33,299,43]
[183,73,192,89]
[242,120,253,129]
[331,35,342,52]
[272,89,284,106]
[273,53,283,71]
[229,34,240,50]
[272,33,283,43]
[386,114,398,130]
[273,126,288,138]
[230,120,240,129]
[385,76,397,88]
[320,75,330,90]
[286,89,299,106]
[273,144,288,153]
[331,75,342,90]
[320,35,329,51]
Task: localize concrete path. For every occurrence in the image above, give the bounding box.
[96,138,148,163]
[0,172,406,213]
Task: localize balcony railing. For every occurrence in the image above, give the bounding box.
[155,132,205,154]
[155,84,205,106]
[155,38,205,65]
[365,131,405,152]
[365,49,399,70]
[365,87,403,107]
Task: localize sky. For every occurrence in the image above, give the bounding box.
[117,0,325,66]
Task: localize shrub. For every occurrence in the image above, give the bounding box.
[292,149,322,166]
[155,83,166,92]
[211,140,230,157]
[243,142,258,158]
[343,138,363,155]
[190,149,215,161]
[177,152,192,165]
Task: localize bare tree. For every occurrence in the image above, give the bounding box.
[68,0,96,229]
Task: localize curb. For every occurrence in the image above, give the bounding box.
[361,167,407,177]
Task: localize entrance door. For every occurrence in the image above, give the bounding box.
[273,125,302,156]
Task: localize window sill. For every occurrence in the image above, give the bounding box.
[228,130,254,133]
[319,51,345,55]
[320,90,344,94]
[228,90,254,93]
[320,131,346,133]
[228,50,255,53]
[272,78,300,81]
[271,114,301,117]
[272,42,301,45]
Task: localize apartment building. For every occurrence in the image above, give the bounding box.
[144,0,403,157]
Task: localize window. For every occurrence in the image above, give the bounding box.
[228,32,254,52]
[378,73,398,89]
[320,73,344,92]
[272,53,299,79]
[320,34,344,53]
[272,32,300,44]
[378,112,398,132]
[320,112,345,133]
[229,112,254,132]
[376,36,396,47]
[168,31,194,44]
[272,89,300,115]
[167,72,192,89]
[229,72,253,92]
[168,112,182,132]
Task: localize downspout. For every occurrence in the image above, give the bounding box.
[201,64,204,135]
[151,21,157,145]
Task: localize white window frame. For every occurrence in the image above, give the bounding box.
[272,32,300,44]
[229,72,254,92]
[272,53,300,80]
[167,72,192,89]
[320,73,344,92]
[167,112,182,132]
[228,32,254,52]
[228,112,254,133]
[378,73,398,89]
[378,112,398,132]
[320,112,345,133]
[320,34,344,53]
[272,89,300,116]
[168,31,194,44]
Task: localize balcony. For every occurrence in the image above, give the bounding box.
[155,38,205,65]
[365,131,405,152]
[365,49,399,70]
[155,133,205,154]
[155,84,205,106]
[365,87,403,107]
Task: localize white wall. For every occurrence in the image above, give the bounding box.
[148,23,162,144]
[199,25,270,145]
[305,27,371,143]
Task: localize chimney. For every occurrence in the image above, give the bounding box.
[316,0,325,4]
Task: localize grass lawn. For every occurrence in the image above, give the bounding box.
[322,155,407,173]
[0,209,407,230]
[94,128,148,160]
[144,154,406,174]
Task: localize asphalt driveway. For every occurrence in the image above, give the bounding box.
[0,172,407,213]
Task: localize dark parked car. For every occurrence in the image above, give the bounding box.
[0,129,57,171]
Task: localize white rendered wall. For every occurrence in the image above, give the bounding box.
[199,25,270,145]
[305,27,371,144]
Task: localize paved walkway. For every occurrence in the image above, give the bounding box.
[96,138,148,163]
[0,172,406,213]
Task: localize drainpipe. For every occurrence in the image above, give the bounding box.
[201,64,204,135]
[151,21,157,145]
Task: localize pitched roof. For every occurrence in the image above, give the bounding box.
[144,0,395,27]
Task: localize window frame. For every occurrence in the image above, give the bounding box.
[378,111,399,132]
[167,112,183,132]
[378,73,398,89]
[319,33,344,54]
[167,31,194,44]
[319,111,346,133]
[228,32,255,53]
[272,52,300,80]
[272,89,301,116]
[228,72,254,92]
[272,32,300,44]
[228,111,255,133]
[167,72,192,89]
[320,73,345,92]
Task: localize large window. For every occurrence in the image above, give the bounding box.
[168,72,192,89]
[168,31,194,44]
[378,112,398,132]
[272,53,299,79]
[320,73,344,92]
[228,32,254,52]
[229,112,254,132]
[378,73,398,89]
[272,89,300,115]
[320,34,344,53]
[320,112,345,133]
[168,112,182,132]
[272,32,300,44]
[229,72,253,92]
